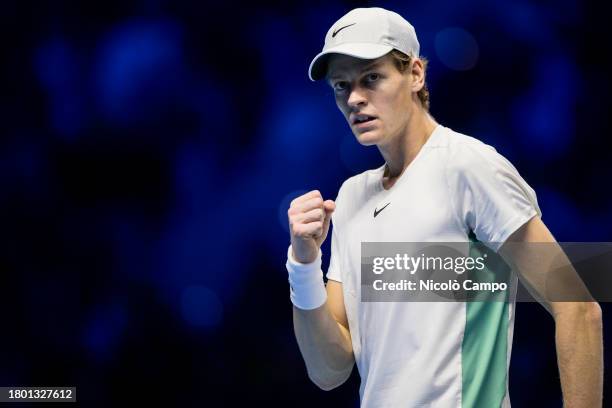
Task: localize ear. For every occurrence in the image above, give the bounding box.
[410,58,426,93]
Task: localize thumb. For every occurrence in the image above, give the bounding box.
[322,200,335,233]
[323,199,336,214]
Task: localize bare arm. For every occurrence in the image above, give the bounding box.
[287,190,355,390]
[499,216,603,408]
[293,280,355,390]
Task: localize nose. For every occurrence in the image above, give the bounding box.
[347,86,367,110]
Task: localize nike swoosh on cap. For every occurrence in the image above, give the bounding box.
[374,202,390,218]
[332,23,356,37]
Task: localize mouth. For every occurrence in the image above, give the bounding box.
[351,114,377,125]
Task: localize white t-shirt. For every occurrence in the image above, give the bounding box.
[327,124,541,407]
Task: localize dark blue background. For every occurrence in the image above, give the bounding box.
[1,0,610,406]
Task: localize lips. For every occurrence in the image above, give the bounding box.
[351,114,377,125]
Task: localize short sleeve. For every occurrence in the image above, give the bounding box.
[447,142,542,252]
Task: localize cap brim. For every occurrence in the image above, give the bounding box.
[308,43,393,81]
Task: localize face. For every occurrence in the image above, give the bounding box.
[326,53,419,147]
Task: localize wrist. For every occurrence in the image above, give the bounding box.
[289,241,319,264]
[286,245,327,310]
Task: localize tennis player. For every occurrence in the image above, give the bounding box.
[286,7,602,407]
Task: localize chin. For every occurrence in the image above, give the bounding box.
[353,130,384,146]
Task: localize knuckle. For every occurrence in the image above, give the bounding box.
[289,213,302,225]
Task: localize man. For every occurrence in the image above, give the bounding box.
[285,7,602,407]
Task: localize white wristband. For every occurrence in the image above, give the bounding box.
[286,245,327,310]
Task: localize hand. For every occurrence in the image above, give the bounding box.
[288,190,336,263]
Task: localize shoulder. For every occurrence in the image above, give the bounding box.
[439,127,500,162]
[438,126,516,177]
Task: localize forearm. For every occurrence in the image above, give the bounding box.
[293,302,355,390]
[555,302,603,408]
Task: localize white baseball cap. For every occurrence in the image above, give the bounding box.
[308,7,420,81]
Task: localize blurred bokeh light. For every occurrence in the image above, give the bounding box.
[1,0,610,406]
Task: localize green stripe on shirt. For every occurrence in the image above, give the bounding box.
[462,239,512,407]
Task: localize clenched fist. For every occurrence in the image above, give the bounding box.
[288,190,336,263]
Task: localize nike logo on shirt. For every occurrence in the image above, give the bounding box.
[374,202,391,218]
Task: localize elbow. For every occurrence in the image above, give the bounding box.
[310,377,342,391]
[555,301,602,329]
[585,301,603,329]
[575,301,603,329]
[307,367,352,391]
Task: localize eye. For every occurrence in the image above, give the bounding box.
[333,81,348,92]
[365,73,380,83]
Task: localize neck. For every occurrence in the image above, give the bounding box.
[378,108,438,181]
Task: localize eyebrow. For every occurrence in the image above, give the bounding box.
[328,60,384,81]
[360,61,383,72]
